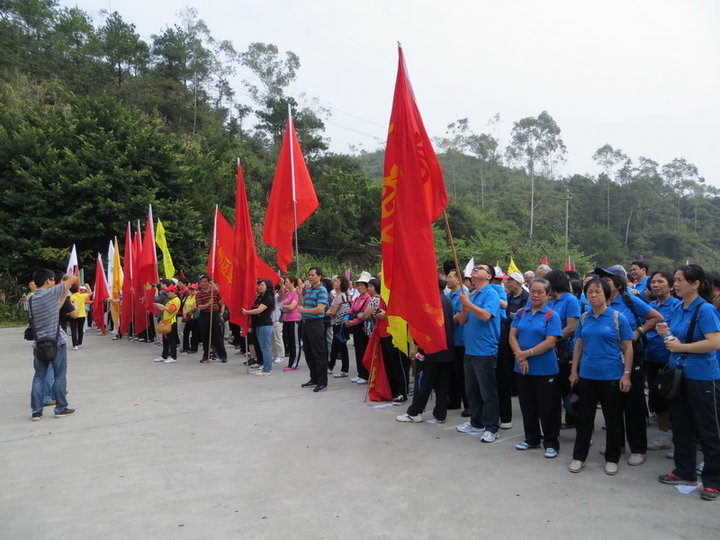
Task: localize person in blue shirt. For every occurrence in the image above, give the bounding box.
[656,265,720,501]
[595,266,663,466]
[645,271,682,451]
[568,278,634,476]
[456,263,502,443]
[509,278,563,458]
[629,260,651,303]
[544,270,582,428]
[298,267,330,392]
[445,269,469,414]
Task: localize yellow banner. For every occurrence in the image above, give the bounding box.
[155,219,176,279]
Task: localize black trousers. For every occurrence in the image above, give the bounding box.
[381,336,410,398]
[572,378,624,463]
[645,361,670,414]
[496,326,514,423]
[182,318,199,352]
[516,373,562,450]
[69,317,84,347]
[329,324,349,373]
[620,363,648,453]
[199,311,226,361]
[302,318,327,385]
[669,378,720,489]
[448,345,467,410]
[162,324,178,359]
[283,321,302,368]
[407,362,452,421]
[353,330,369,380]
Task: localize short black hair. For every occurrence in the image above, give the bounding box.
[309,266,323,277]
[631,260,649,272]
[545,269,570,294]
[368,278,381,294]
[583,277,611,299]
[438,272,447,291]
[32,268,55,286]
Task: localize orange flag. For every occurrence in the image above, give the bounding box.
[262,113,319,273]
[381,46,448,353]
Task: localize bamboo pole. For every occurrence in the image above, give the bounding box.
[442,210,462,279]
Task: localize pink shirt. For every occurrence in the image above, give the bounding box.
[282,291,301,322]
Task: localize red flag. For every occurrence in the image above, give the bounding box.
[541,255,549,265]
[120,223,133,335]
[92,254,110,334]
[132,222,147,334]
[564,257,576,272]
[262,114,319,273]
[138,207,159,312]
[380,46,448,353]
[207,208,234,299]
[362,330,393,402]
[256,258,280,286]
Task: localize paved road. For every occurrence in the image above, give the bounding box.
[1,327,716,539]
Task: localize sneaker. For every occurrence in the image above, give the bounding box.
[350,377,360,383]
[313,384,327,392]
[164,358,177,363]
[456,421,483,434]
[283,367,295,372]
[499,421,513,430]
[154,357,165,362]
[220,358,227,363]
[392,395,408,405]
[334,372,348,378]
[697,461,705,475]
[355,378,367,385]
[301,381,317,388]
[31,412,42,421]
[55,408,75,418]
[647,433,673,450]
[658,472,696,485]
[481,431,499,443]
[568,460,585,473]
[627,453,646,466]
[434,417,446,424]
[396,413,423,423]
[605,462,619,476]
[199,358,208,363]
[73,346,79,350]
[274,358,284,363]
[249,363,261,369]
[701,487,720,501]
[254,371,270,376]
[544,448,559,459]
[516,442,540,451]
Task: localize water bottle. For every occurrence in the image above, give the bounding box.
[663,331,677,342]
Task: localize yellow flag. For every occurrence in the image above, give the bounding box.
[380,263,414,356]
[111,237,122,328]
[507,258,520,275]
[155,219,176,279]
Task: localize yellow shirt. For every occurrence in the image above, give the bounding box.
[70,292,91,317]
[162,297,181,322]
[183,294,196,314]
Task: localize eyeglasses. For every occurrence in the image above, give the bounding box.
[472,266,489,273]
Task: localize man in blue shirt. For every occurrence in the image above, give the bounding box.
[629,260,651,303]
[445,269,468,413]
[457,263,502,442]
[298,267,329,392]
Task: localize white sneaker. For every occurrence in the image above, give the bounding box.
[455,421,483,434]
[481,431,499,443]
[163,358,177,363]
[333,372,348,378]
[396,413,422,423]
[355,378,367,384]
[273,358,284,363]
[350,377,360,383]
[499,422,513,430]
[647,433,673,450]
[154,357,165,362]
[73,346,79,350]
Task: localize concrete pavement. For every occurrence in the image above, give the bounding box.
[0,327,717,539]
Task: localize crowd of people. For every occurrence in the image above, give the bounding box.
[22,258,720,502]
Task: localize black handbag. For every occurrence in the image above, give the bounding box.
[653,302,704,400]
[29,297,60,363]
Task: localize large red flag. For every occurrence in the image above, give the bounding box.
[132,222,147,334]
[381,46,448,353]
[92,254,110,334]
[120,223,133,335]
[207,208,234,299]
[138,207,159,312]
[262,114,319,273]
[362,330,393,402]
[231,160,260,333]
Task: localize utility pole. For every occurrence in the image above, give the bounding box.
[561,188,572,255]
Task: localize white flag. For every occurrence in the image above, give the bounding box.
[66,244,79,277]
[463,258,475,278]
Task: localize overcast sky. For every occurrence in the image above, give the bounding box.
[61,0,720,185]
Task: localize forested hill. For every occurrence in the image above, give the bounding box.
[1,1,718,297]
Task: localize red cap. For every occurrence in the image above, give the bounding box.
[166,285,179,293]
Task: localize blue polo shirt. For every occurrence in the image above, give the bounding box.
[547,292,581,335]
[631,277,650,303]
[576,307,634,380]
[464,285,501,356]
[667,297,720,380]
[609,293,652,329]
[302,284,328,320]
[491,283,508,321]
[645,296,682,363]
[446,288,465,347]
[511,306,562,375]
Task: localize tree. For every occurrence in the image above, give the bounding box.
[592,144,629,230]
[506,111,567,243]
[662,157,700,229]
[98,11,148,87]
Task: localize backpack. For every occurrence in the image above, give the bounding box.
[517,306,554,324]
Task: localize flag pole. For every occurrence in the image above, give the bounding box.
[288,104,300,277]
[148,204,158,343]
[206,204,218,364]
[442,210,463,280]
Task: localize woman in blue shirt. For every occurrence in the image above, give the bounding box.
[645,271,681,451]
[656,265,720,501]
[509,278,563,458]
[568,278,634,476]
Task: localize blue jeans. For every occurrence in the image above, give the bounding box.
[42,363,55,405]
[31,344,69,414]
[256,325,274,373]
[464,354,500,432]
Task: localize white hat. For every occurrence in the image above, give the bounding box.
[354,271,372,284]
[508,272,525,285]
